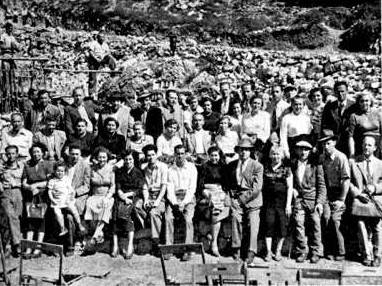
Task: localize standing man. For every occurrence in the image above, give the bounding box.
[291,136,326,263]
[269,85,289,132]
[0,112,33,162]
[64,87,96,135]
[319,129,350,261]
[214,81,239,115]
[321,81,357,156]
[165,144,197,261]
[142,144,168,255]
[226,138,264,264]
[349,133,382,267]
[0,145,24,257]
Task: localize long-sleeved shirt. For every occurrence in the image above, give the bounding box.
[241,111,271,143]
[280,112,312,154]
[167,161,197,205]
[0,128,33,158]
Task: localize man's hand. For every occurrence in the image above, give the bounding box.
[153,200,160,208]
[285,204,292,218]
[315,203,323,216]
[366,184,376,195]
[357,193,369,204]
[30,186,39,196]
[332,200,345,209]
[124,198,132,205]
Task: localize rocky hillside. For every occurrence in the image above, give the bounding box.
[2,0,381,53]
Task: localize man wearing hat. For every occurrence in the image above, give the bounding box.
[0,21,19,56]
[291,135,326,263]
[319,129,350,261]
[349,132,382,267]
[226,138,264,264]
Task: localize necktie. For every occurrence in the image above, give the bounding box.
[366,159,372,184]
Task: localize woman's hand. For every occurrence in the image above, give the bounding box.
[30,185,39,196]
[124,198,132,205]
[285,204,292,218]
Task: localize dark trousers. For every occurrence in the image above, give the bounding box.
[323,202,346,256]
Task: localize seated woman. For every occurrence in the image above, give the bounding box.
[241,95,271,153]
[93,117,126,168]
[22,142,54,258]
[214,116,239,164]
[156,119,182,162]
[125,121,154,164]
[63,118,95,159]
[263,145,293,262]
[111,150,144,259]
[84,147,115,245]
[198,146,230,257]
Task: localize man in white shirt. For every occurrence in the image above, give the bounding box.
[0,113,33,161]
[165,144,197,261]
[142,144,168,256]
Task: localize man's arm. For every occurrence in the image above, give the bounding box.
[182,163,197,205]
[64,107,74,135]
[315,164,327,205]
[339,154,351,201]
[74,162,91,197]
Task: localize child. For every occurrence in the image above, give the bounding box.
[48,161,86,236]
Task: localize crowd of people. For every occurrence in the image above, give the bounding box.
[0,76,381,268]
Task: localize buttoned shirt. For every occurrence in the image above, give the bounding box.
[156,134,182,157]
[323,149,350,189]
[280,112,312,153]
[297,160,307,184]
[77,105,93,132]
[0,128,33,158]
[0,161,24,189]
[167,161,197,205]
[142,161,168,199]
[236,158,249,187]
[193,130,205,154]
[215,131,239,154]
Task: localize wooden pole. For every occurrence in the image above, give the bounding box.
[0,57,49,61]
[43,68,122,74]
[0,233,11,286]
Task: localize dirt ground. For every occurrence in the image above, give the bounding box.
[3,251,382,286]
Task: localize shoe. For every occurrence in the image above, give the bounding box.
[181,252,191,261]
[362,258,372,267]
[13,244,21,258]
[123,251,133,260]
[372,256,381,267]
[23,248,32,259]
[163,254,172,260]
[325,254,334,260]
[32,249,42,258]
[296,253,307,263]
[110,248,119,258]
[232,248,241,261]
[59,228,68,236]
[65,251,74,257]
[335,255,345,261]
[246,251,255,264]
[264,252,272,262]
[211,247,220,257]
[274,252,282,262]
[310,254,320,264]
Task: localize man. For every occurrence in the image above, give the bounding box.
[0,112,33,161]
[185,113,211,165]
[64,87,96,135]
[319,129,350,261]
[63,119,95,159]
[214,81,239,115]
[349,133,382,267]
[291,136,326,263]
[65,144,91,255]
[241,82,254,113]
[33,116,66,161]
[0,145,24,257]
[162,89,191,140]
[142,144,168,255]
[165,144,197,261]
[202,97,220,133]
[24,89,61,133]
[321,81,358,156]
[87,32,117,96]
[269,85,290,132]
[226,138,263,264]
[0,21,19,56]
[280,96,312,159]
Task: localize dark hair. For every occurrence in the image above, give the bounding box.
[249,94,263,104]
[164,118,178,129]
[241,82,253,90]
[54,160,67,171]
[165,89,177,98]
[207,145,226,164]
[75,118,88,127]
[104,117,120,129]
[291,95,305,105]
[11,112,23,121]
[93,146,110,160]
[29,142,48,157]
[308,88,322,101]
[174,144,185,153]
[334,81,348,91]
[44,115,58,123]
[37,89,49,99]
[201,97,212,106]
[72,86,84,96]
[284,86,297,93]
[123,149,135,158]
[142,144,158,155]
[5,145,18,153]
[68,143,82,152]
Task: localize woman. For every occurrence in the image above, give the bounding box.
[348,92,382,159]
[125,121,154,163]
[241,95,271,153]
[84,147,115,245]
[93,117,126,167]
[112,151,144,259]
[229,100,243,135]
[156,119,182,160]
[22,142,54,258]
[198,146,229,257]
[263,145,293,262]
[214,116,239,164]
[308,88,325,143]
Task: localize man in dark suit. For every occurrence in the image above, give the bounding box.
[291,135,327,263]
[321,81,358,156]
[226,138,264,265]
[213,81,241,115]
[64,87,96,135]
[349,133,382,267]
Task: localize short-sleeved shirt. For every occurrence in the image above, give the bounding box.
[0,161,24,190]
[142,161,168,197]
[0,128,33,158]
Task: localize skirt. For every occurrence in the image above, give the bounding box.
[84,195,114,223]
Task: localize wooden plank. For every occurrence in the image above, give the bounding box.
[0,57,49,61]
[158,243,204,255]
[43,68,123,74]
[20,239,63,254]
